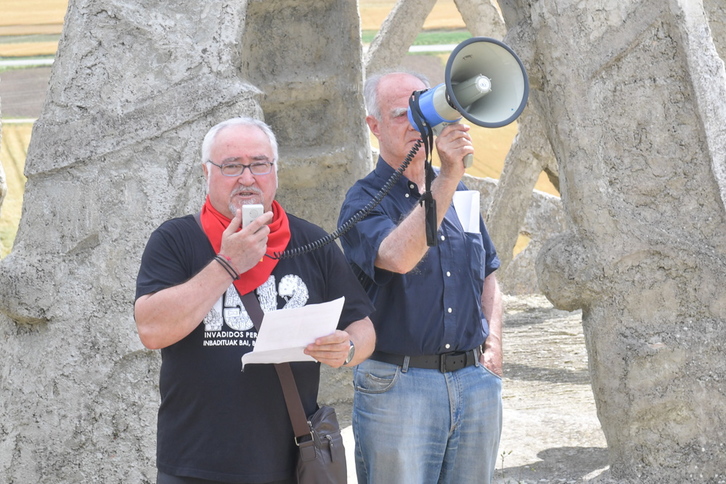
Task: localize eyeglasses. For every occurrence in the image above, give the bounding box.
[207,160,275,177]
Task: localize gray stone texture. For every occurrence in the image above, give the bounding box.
[505,0,726,480]
[454,0,506,39]
[485,109,561,293]
[486,0,564,296]
[240,1,372,229]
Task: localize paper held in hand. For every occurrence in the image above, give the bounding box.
[241,297,345,369]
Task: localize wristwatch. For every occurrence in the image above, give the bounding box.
[344,340,356,365]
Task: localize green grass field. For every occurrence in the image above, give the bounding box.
[362,29,472,46]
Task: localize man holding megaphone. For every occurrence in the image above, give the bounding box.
[338,69,505,483]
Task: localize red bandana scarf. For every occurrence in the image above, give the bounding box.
[199,195,291,295]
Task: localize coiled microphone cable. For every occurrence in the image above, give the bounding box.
[269,139,423,260]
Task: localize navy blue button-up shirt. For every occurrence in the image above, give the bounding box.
[338,157,500,356]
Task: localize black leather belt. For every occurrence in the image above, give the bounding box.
[370,347,481,373]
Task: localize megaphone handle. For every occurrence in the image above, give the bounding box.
[463,153,473,168]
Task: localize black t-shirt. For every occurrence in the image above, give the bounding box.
[135,213,374,483]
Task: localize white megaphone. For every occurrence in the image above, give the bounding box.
[407,37,529,167]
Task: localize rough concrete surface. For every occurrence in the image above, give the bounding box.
[494,0,726,480]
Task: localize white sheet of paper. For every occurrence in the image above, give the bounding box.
[241,297,345,369]
[453,190,481,234]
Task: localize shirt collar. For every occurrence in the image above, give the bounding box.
[374,156,422,196]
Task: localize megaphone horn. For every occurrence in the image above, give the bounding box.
[407,37,530,166]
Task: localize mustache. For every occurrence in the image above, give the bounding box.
[231,186,263,197]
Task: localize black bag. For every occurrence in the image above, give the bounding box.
[240,293,347,484]
[296,405,347,484]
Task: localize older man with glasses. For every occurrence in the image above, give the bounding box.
[338,71,504,484]
[134,117,375,484]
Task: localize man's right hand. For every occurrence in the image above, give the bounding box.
[219,208,272,275]
[435,123,473,179]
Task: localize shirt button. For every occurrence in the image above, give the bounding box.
[446,271,451,277]
[445,344,451,350]
[447,308,452,313]
[405,193,410,198]
[440,235,446,241]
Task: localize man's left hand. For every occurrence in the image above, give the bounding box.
[304,330,351,368]
[480,339,503,377]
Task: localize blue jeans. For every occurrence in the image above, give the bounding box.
[352,357,502,484]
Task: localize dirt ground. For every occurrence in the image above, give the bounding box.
[495,294,609,483]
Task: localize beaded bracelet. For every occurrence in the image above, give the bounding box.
[214,254,239,281]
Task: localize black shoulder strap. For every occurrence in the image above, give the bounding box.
[408,91,438,247]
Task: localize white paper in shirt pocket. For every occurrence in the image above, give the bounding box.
[453,191,481,234]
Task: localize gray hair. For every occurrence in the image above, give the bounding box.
[201,117,279,172]
[363,70,431,120]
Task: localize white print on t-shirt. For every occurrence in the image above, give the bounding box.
[202,274,309,347]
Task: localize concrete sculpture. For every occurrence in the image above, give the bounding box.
[1,0,725,482]
[513,0,726,480]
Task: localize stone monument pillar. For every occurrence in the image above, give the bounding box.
[364,0,439,76]
[503,0,726,480]
[454,0,506,39]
